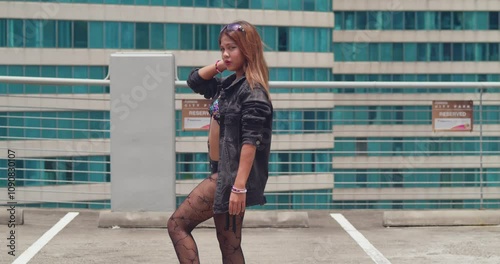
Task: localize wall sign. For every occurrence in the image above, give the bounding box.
[432,100,473,132]
[181,99,211,131]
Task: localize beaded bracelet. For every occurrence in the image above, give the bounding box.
[231,186,247,194]
[215,60,223,74]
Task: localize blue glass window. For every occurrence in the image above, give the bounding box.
[2,111,110,141]
[489,43,499,61]
[73,21,88,48]
[105,22,119,48]
[453,43,463,61]
[24,20,41,48]
[20,0,332,11]
[250,0,262,9]
[0,19,6,47]
[180,24,193,50]
[404,12,416,29]
[151,0,164,5]
[368,43,378,61]
[392,12,404,30]
[277,27,288,51]
[453,12,464,30]
[150,23,164,50]
[42,20,56,47]
[1,19,331,52]
[356,12,367,30]
[165,24,179,50]
[404,43,417,61]
[490,12,500,30]
[476,12,489,30]
[57,20,72,48]
[262,0,277,9]
[440,12,452,30]
[393,43,404,61]
[334,12,343,30]
[135,23,149,49]
[335,11,500,30]
[8,19,24,47]
[194,24,208,50]
[334,42,498,62]
[120,22,134,49]
[277,0,289,10]
[89,22,104,48]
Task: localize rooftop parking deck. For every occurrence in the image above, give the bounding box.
[1,208,500,264]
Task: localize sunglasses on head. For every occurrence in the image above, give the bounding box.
[220,23,246,34]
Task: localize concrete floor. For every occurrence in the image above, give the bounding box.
[1,208,500,264]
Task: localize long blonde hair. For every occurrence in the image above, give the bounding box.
[219,20,270,97]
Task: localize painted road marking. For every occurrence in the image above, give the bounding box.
[331,213,392,264]
[13,212,79,264]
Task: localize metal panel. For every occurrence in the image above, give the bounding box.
[109,53,176,212]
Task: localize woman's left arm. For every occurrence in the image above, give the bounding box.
[229,88,272,215]
[233,144,256,191]
[228,144,255,215]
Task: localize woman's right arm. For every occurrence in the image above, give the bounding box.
[187,60,227,99]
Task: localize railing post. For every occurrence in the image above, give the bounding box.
[108,52,176,212]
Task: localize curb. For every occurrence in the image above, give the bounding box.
[383,210,500,227]
[98,211,309,228]
[199,211,309,228]
[98,211,171,228]
[0,207,24,225]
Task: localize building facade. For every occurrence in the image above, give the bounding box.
[331,0,500,209]
[0,0,499,210]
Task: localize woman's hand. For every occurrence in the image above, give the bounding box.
[229,192,246,215]
[216,59,227,72]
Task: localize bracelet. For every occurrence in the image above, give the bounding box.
[231,186,247,194]
[215,60,223,74]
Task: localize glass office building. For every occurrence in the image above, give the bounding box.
[331,0,500,209]
[0,0,499,209]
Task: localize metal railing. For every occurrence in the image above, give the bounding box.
[2,75,500,88]
[1,75,499,210]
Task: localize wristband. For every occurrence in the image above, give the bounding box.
[215,60,223,74]
[231,186,247,194]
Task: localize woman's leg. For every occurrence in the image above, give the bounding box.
[213,212,246,264]
[167,173,218,264]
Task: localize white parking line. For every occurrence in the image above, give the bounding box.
[13,212,79,264]
[331,213,392,264]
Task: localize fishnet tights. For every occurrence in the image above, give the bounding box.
[167,173,245,264]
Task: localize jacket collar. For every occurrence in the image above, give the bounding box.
[221,73,246,92]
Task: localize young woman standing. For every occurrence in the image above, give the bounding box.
[168,20,273,264]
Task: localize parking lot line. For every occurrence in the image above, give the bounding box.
[331,213,392,264]
[12,212,79,264]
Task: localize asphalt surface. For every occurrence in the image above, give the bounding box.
[1,209,500,264]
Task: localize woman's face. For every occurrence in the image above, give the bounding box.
[220,34,245,77]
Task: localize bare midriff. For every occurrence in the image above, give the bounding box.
[208,116,220,161]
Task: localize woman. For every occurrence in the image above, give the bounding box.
[168,20,273,264]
